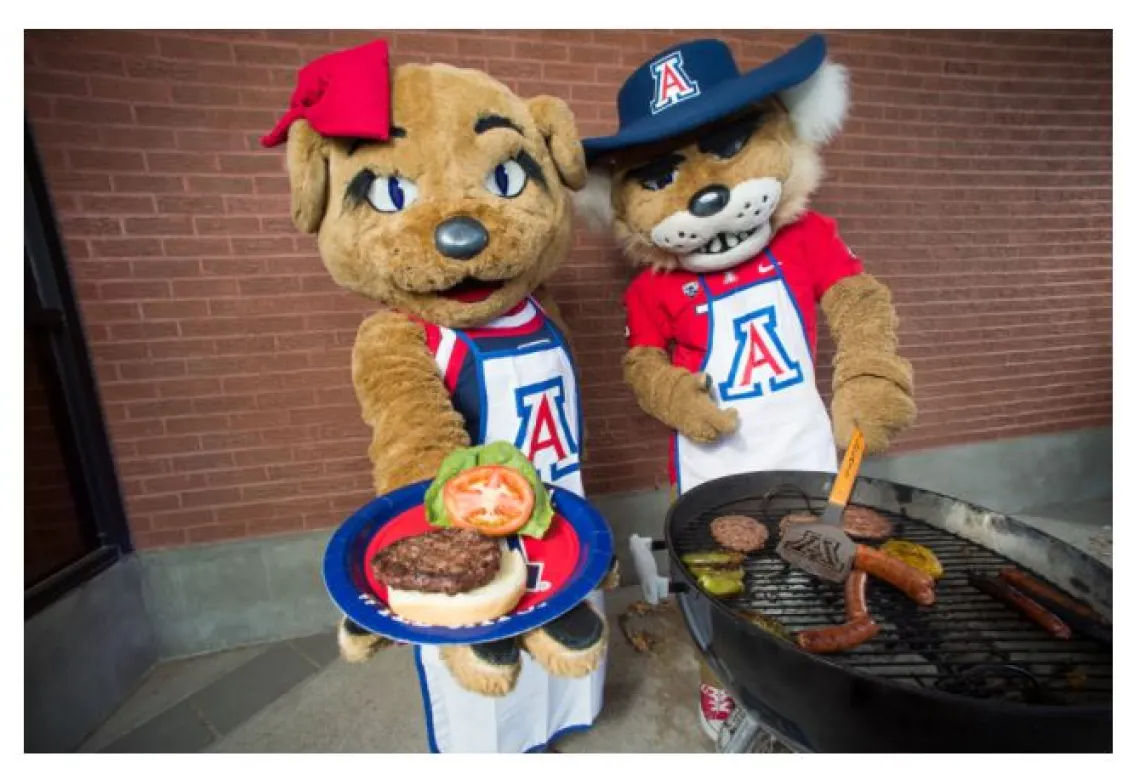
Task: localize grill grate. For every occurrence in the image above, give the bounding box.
[671,491,1112,707]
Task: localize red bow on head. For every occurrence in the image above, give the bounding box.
[260,39,392,148]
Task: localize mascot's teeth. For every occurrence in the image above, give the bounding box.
[699,227,759,255]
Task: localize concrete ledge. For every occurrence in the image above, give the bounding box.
[25,556,158,752]
[138,426,1110,659]
[139,531,338,660]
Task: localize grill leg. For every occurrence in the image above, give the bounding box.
[716,707,796,753]
[715,708,761,753]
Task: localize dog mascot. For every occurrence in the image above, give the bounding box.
[262,40,616,753]
[576,35,917,741]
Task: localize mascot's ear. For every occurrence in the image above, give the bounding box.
[286,119,330,234]
[780,59,850,147]
[527,95,587,191]
[572,167,615,233]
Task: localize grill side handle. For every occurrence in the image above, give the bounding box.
[629,535,686,604]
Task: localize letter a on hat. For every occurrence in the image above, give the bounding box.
[649,52,700,114]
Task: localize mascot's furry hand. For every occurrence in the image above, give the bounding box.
[623,347,739,443]
[832,374,916,454]
[823,274,916,455]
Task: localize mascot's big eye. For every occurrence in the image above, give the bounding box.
[367,175,420,213]
[710,133,748,160]
[641,170,676,191]
[485,160,528,198]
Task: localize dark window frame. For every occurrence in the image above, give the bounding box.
[25,117,132,618]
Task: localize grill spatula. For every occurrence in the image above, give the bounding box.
[775,426,866,583]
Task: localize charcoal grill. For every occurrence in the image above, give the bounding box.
[633,470,1112,753]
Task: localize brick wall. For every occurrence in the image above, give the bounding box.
[23,30,1111,549]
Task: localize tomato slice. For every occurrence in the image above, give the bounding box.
[442,465,536,536]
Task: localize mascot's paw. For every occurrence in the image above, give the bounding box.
[832,375,917,454]
[522,602,608,679]
[600,556,621,590]
[440,639,522,697]
[337,617,392,664]
[676,372,739,444]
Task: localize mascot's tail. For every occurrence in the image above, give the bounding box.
[337,617,392,663]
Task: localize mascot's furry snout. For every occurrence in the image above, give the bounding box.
[650,177,782,271]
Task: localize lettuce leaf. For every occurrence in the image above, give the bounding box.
[423,441,554,539]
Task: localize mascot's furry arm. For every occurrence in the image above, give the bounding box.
[351,310,471,494]
[622,347,739,444]
[822,273,915,454]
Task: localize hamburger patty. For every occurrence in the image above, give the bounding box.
[372,528,502,595]
[779,507,894,541]
[710,514,769,553]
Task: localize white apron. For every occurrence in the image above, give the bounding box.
[675,250,838,495]
[415,298,606,753]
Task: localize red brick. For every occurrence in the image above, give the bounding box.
[155,35,235,62]
[89,237,164,258]
[253,177,289,195]
[88,77,173,103]
[62,216,122,237]
[80,194,156,215]
[31,48,125,76]
[68,149,145,172]
[98,280,171,300]
[234,43,302,66]
[135,529,189,548]
[146,152,220,174]
[391,32,461,56]
[123,216,195,236]
[157,195,227,215]
[171,83,243,106]
[176,130,250,152]
[194,215,260,235]
[112,175,186,194]
[26,71,89,97]
[162,237,230,257]
[188,176,254,195]
[185,524,250,544]
[140,299,210,320]
[219,154,283,175]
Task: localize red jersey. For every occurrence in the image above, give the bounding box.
[623,210,864,369]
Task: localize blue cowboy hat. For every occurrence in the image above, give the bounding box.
[583,34,828,164]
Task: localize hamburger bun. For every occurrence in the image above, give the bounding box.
[386,543,527,627]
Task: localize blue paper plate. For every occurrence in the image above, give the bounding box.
[322,479,614,646]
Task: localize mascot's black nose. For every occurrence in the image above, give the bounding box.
[435,216,489,260]
[688,185,730,218]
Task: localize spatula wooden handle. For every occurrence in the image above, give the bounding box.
[828,426,866,509]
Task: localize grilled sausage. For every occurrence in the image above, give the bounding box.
[855,545,936,606]
[845,570,869,621]
[797,617,880,654]
[997,567,1102,623]
[970,573,1072,640]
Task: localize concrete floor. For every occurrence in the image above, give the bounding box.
[81,586,715,753]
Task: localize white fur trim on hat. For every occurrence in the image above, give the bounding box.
[571,168,615,232]
[780,60,850,146]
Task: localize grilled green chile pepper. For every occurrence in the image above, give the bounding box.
[682,550,745,568]
[697,572,745,597]
[689,565,744,581]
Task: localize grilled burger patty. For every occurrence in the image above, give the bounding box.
[371,528,502,595]
[779,507,894,541]
[710,514,769,553]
